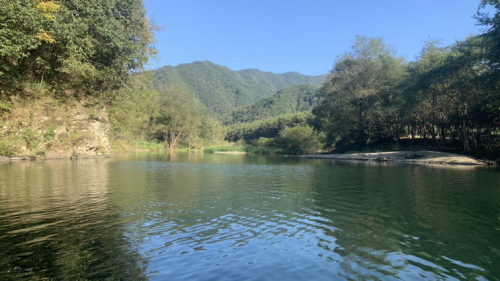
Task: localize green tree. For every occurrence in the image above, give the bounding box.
[109,73,159,141]
[403,40,452,145]
[0,0,58,88]
[57,0,157,94]
[199,117,226,147]
[475,1,500,144]
[226,112,313,143]
[153,85,202,149]
[476,0,500,68]
[407,37,494,152]
[0,0,157,99]
[314,36,406,150]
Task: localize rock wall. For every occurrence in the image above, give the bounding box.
[0,101,112,158]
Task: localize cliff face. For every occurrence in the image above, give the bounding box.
[0,100,111,158]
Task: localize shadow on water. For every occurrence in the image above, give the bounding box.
[310,163,500,280]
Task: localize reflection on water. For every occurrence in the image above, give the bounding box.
[0,159,148,280]
[1,153,499,280]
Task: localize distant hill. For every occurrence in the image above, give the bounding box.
[151,61,326,117]
[222,84,320,125]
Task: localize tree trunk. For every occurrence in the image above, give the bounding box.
[428,124,440,146]
[461,119,471,153]
[441,126,446,145]
[358,98,364,149]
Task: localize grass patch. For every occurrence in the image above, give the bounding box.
[131,140,166,151]
[204,145,248,153]
[245,146,285,155]
[204,144,285,155]
[110,140,167,152]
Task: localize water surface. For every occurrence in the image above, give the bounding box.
[1,153,499,280]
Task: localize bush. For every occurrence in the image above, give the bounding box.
[251,137,272,147]
[0,140,17,157]
[277,125,324,155]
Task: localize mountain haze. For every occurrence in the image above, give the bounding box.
[151,61,326,117]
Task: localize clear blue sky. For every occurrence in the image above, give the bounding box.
[142,0,491,76]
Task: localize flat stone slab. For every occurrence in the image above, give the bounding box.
[304,151,492,166]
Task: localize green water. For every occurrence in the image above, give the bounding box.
[0,153,499,280]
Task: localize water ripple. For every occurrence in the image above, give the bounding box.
[1,156,499,280]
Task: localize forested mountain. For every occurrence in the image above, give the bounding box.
[223,84,320,125]
[151,61,326,117]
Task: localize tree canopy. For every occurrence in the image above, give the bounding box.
[0,0,157,98]
[476,0,500,70]
[314,36,406,149]
[313,23,500,156]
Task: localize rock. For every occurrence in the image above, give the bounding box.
[1,101,112,159]
[304,151,489,167]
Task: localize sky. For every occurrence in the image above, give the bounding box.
[142,0,493,76]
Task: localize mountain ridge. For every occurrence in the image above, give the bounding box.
[151,61,326,118]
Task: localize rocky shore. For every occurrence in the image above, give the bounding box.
[304,151,496,166]
[0,155,113,162]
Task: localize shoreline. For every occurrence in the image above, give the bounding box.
[2,151,496,167]
[0,155,114,162]
[213,151,248,155]
[303,151,496,167]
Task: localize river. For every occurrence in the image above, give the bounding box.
[0,153,499,280]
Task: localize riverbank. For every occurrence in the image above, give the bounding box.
[0,155,113,162]
[304,151,496,166]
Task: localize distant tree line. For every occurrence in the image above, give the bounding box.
[222,84,320,125]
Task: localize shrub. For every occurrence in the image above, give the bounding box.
[0,140,17,157]
[277,125,324,155]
